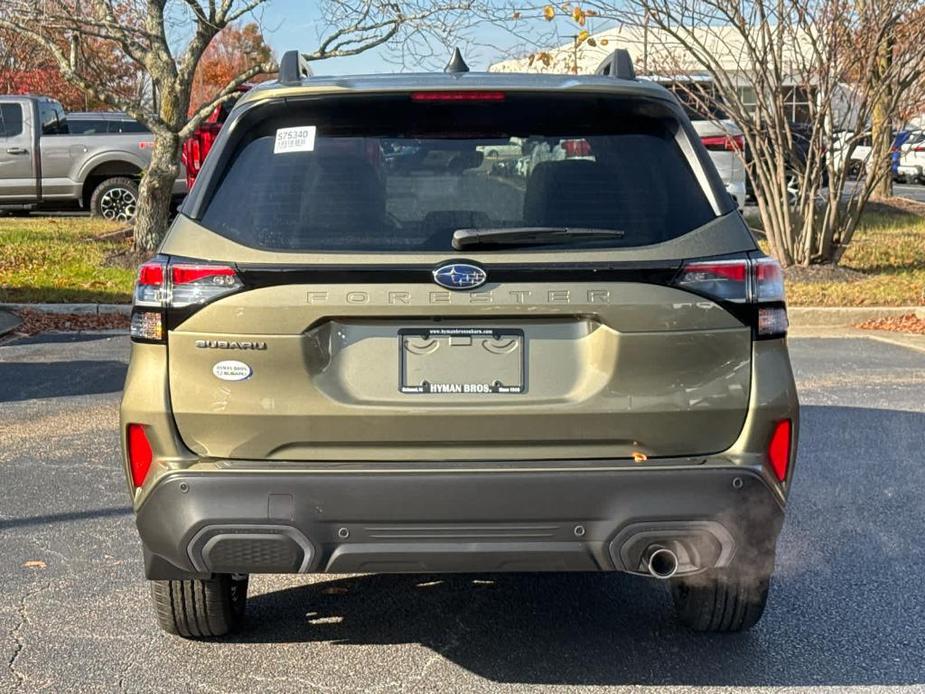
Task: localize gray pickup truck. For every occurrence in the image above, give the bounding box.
[0,95,186,220]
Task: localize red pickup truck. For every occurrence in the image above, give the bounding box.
[181,88,251,189]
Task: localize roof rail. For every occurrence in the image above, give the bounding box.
[278,50,314,85]
[594,49,636,80]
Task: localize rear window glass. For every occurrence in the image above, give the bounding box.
[68,119,108,134]
[0,104,24,138]
[199,94,717,252]
[111,120,149,133]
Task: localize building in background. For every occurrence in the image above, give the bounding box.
[490,25,856,129]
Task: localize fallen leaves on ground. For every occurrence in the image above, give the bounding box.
[856,314,925,334]
[13,309,130,336]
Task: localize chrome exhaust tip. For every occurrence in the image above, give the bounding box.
[646,546,679,579]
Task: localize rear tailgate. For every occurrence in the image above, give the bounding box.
[163,230,754,463]
[162,88,756,462]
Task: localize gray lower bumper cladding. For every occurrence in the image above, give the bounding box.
[136,465,784,580]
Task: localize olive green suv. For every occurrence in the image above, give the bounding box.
[120,49,798,638]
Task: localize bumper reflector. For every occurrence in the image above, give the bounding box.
[768,419,792,482]
[127,424,153,488]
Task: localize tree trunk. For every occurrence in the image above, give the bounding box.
[870,29,894,199]
[134,132,180,252]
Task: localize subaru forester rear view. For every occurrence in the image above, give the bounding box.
[120,49,798,638]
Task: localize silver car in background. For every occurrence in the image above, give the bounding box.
[0,95,186,220]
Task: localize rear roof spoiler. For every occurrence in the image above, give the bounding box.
[278,50,314,85]
[595,49,636,80]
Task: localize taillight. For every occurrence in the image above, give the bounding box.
[127,423,153,488]
[701,134,744,152]
[674,259,748,302]
[410,91,506,102]
[130,257,243,343]
[674,256,788,338]
[563,139,592,157]
[170,263,242,308]
[135,261,166,306]
[190,137,202,170]
[768,419,792,482]
[183,123,221,188]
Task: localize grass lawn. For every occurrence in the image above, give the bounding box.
[1,204,923,306]
[0,216,135,304]
[750,203,925,306]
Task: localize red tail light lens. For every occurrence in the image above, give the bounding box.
[563,139,592,157]
[768,419,792,482]
[411,91,506,102]
[135,261,166,306]
[127,424,153,488]
[169,263,242,308]
[755,257,785,302]
[701,134,744,152]
[674,259,749,302]
[182,123,221,188]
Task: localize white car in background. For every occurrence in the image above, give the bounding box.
[896,131,925,183]
[645,78,748,209]
[476,141,523,160]
[831,132,872,178]
[690,119,747,209]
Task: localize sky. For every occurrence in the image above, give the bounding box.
[255,0,579,75]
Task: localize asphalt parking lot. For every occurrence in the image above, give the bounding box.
[1,333,924,693]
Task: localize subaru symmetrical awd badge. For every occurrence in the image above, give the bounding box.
[433,263,487,290]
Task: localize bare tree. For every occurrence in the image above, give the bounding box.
[499,0,925,265]
[0,0,474,251]
[600,0,925,265]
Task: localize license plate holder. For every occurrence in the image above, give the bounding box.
[399,327,525,395]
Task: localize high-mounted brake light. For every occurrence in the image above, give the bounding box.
[411,91,506,102]
[768,419,792,482]
[127,423,153,488]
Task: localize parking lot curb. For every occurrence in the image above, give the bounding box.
[0,308,23,336]
[788,306,924,327]
[0,302,131,316]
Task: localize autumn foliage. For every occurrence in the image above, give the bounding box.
[0,27,137,110]
[189,23,273,116]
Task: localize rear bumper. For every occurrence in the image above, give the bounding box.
[137,463,785,580]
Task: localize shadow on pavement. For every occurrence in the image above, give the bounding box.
[6,333,122,346]
[0,360,127,402]
[229,405,925,687]
[0,506,132,531]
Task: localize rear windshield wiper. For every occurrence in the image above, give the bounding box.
[452,226,624,250]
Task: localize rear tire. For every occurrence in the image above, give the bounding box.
[90,177,139,222]
[670,567,771,632]
[150,574,248,638]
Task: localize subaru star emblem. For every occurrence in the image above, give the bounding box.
[433,263,487,290]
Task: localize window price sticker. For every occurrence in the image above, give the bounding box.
[274,126,317,154]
